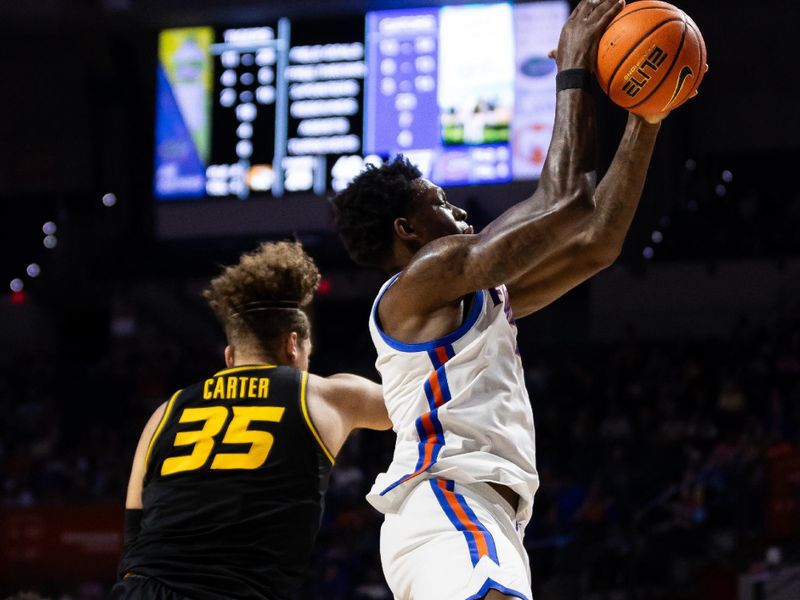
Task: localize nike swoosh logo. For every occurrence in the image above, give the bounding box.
[663,66,694,110]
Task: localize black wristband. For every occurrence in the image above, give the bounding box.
[556,68,592,92]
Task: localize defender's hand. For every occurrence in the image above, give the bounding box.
[556,0,625,71]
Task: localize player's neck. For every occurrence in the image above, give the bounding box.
[231,352,280,368]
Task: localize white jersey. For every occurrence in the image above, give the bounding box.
[366,275,539,524]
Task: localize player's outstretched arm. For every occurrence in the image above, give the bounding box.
[306,373,391,459]
[386,0,623,313]
[505,111,662,317]
[122,402,167,545]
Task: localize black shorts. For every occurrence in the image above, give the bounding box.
[109,574,191,600]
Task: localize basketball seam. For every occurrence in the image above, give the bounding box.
[686,21,706,94]
[605,16,684,97]
[628,13,687,110]
[608,3,676,28]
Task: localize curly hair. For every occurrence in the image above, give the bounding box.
[203,241,321,357]
[332,155,422,267]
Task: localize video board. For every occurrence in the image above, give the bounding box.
[153,1,569,202]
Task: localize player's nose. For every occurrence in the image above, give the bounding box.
[453,204,468,222]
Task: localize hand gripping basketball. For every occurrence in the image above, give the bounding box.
[555,0,627,72]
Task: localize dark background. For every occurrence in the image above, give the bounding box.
[1,1,799,599]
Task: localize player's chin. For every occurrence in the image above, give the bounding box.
[460,225,475,235]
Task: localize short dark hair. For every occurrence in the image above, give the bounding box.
[332,155,422,267]
[203,241,320,357]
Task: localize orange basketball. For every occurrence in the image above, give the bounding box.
[596,0,708,117]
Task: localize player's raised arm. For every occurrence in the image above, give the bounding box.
[376,0,625,313]
[505,110,662,317]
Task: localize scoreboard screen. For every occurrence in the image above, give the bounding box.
[154,18,367,200]
[153,1,569,207]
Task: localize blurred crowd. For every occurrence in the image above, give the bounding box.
[2,293,798,600]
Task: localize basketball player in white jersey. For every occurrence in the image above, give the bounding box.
[334,1,673,598]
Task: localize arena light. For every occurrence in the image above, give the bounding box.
[651,231,663,244]
[102,193,118,207]
[684,158,696,172]
[715,184,727,197]
[10,278,24,292]
[642,247,654,260]
[722,170,733,183]
[26,263,41,278]
[43,235,58,249]
[43,221,57,235]
[317,277,333,295]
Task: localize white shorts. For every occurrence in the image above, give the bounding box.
[380,477,532,600]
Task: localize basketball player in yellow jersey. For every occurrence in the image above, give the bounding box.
[112,241,391,600]
[332,1,683,598]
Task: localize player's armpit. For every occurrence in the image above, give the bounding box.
[125,401,168,510]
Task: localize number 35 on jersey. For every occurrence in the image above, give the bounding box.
[161,405,285,476]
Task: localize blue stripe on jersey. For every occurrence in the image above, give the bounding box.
[379,410,446,496]
[423,377,437,410]
[437,365,452,408]
[430,479,501,568]
[458,491,499,564]
[380,346,454,497]
[372,283,485,352]
[430,409,445,448]
[430,479,482,566]
[426,343,455,368]
[465,579,530,600]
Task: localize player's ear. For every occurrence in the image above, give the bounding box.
[284,332,299,365]
[393,216,418,242]
[224,345,234,368]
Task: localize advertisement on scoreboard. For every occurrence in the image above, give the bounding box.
[512,1,570,179]
[154,27,214,199]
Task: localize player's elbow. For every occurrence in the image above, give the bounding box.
[579,229,622,270]
[542,173,597,216]
[555,181,598,225]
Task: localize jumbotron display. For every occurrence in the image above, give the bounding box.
[153,1,568,201]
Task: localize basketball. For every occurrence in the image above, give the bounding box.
[596,0,707,117]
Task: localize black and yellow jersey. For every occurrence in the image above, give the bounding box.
[118,365,333,600]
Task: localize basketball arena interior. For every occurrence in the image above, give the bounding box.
[1,0,798,598]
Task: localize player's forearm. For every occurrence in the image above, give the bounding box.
[538,86,597,203]
[586,113,660,262]
[466,88,598,286]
